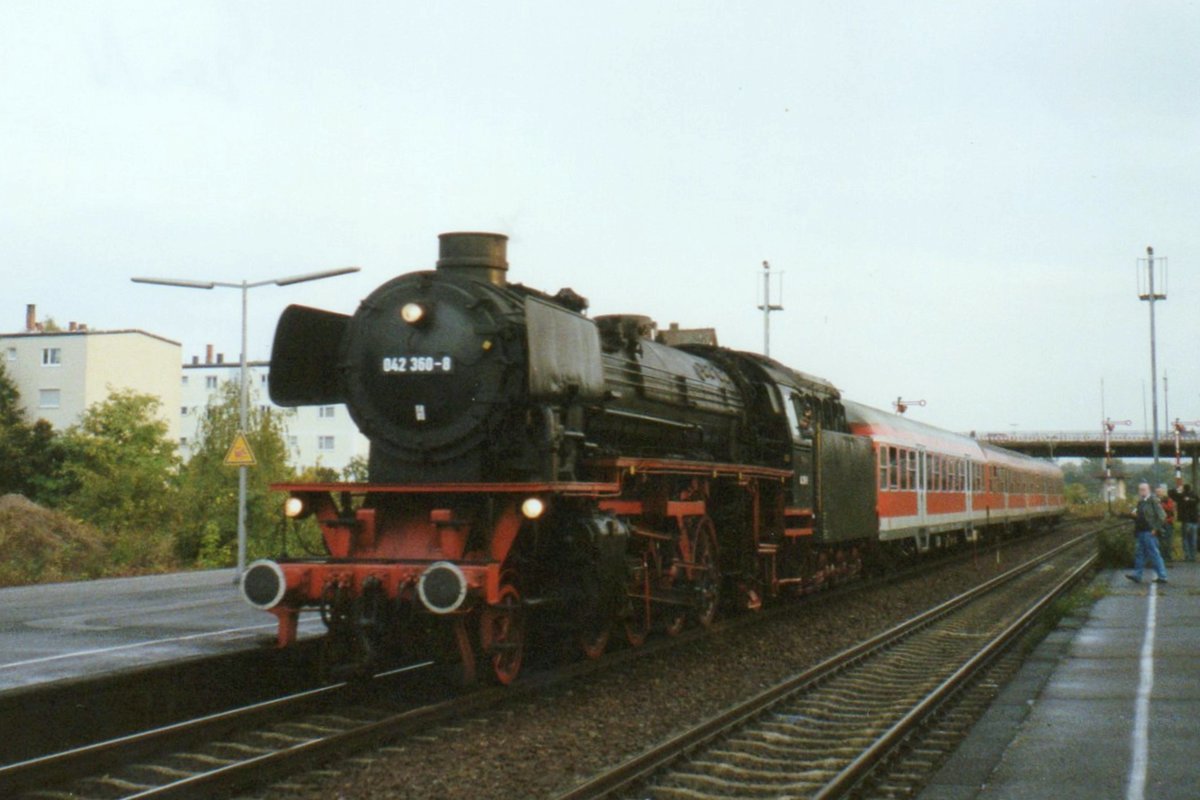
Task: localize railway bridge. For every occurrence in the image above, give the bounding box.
[973,430,1200,461]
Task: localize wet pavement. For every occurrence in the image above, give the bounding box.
[920,561,1200,800]
[0,569,321,690]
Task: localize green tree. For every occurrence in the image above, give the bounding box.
[0,363,66,501]
[342,454,369,482]
[54,390,180,568]
[177,381,294,566]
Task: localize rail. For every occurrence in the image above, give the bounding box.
[555,529,1101,800]
[3,524,1094,800]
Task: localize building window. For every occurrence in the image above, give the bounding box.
[180,437,188,446]
[181,375,189,386]
[260,374,268,384]
[319,406,336,418]
[5,348,14,362]
[181,406,189,416]
[205,376,218,389]
[287,436,298,448]
[42,347,61,366]
[318,435,335,451]
[39,388,61,408]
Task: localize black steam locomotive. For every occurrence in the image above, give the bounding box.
[242,232,1061,684]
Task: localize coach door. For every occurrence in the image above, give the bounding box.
[916,446,928,522]
[965,459,975,516]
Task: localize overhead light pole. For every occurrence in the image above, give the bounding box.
[132,266,360,582]
[1137,246,1166,465]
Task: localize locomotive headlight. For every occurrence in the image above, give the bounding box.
[283,496,306,518]
[520,497,546,519]
[400,302,426,325]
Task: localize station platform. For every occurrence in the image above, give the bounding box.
[0,569,322,692]
[920,561,1200,800]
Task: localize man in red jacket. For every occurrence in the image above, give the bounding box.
[1158,484,1177,562]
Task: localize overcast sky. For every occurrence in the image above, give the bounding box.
[3,1,1197,435]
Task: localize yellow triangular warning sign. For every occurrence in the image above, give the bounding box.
[223,432,258,467]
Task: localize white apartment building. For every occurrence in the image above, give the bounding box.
[180,346,368,472]
[2,305,181,439]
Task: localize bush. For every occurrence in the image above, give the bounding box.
[1097,525,1134,569]
[0,494,109,586]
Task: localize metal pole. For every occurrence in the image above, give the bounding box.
[758,260,783,358]
[1174,419,1182,487]
[1104,419,1113,515]
[1148,246,1160,465]
[763,261,771,357]
[237,281,249,583]
[1163,373,1169,445]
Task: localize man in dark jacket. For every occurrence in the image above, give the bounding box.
[1127,481,1168,584]
[1176,484,1199,562]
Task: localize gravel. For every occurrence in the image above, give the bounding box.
[264,528,1084,800]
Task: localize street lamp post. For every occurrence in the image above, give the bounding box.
[132,267,360,581]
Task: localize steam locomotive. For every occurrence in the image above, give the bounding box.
[241,232,1064,684]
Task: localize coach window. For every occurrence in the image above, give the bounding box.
[907,450,917,490]
[889,447,900,490]
[878,447,888,490]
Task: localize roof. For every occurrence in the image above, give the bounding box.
[844,400,1060,475]
[0,328,181,347]
[182,360,270,370]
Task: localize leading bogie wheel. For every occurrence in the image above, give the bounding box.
[479,583,525,685]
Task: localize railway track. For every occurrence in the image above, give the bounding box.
[556,530,1098,800]
[1,522,1099,799]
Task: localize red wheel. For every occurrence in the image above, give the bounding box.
[578,624,611,660]
[688,516,720,628]
[625,611,649,647]
[451,617,477,687]
[662,610,687,637]
[479,584,524,685]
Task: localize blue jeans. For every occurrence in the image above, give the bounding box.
[1183,522,1198,562]
[1131,530,1167,581]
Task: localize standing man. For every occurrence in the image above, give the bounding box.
[1177,484,1199,562]
[1157,484,1176,562]
[1127,481,1168,584]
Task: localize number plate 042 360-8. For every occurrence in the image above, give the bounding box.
[381,356,453,374]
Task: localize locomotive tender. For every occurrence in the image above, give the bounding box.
[241,232,1064,684]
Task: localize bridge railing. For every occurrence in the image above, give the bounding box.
[976,431,1200,445]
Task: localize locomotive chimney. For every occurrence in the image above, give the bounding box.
[436,232,509,286]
